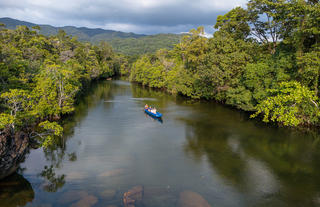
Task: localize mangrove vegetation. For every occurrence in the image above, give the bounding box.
[0,0,320,148]
[0,25,127,146]
[129,0,320,127]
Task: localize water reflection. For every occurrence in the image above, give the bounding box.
[144,112,163,124]
[0,173,34,207]
[5,80,320,207]
[39,165,65,192]
[182,103,320,206]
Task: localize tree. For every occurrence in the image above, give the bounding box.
[215,7,251,40]
[202,32,255,100]
[175,27,208,71]
[0,89,31,131]
[251,81,320,126]
[247,0,284,54]
[280,0,320,54]
[33,60,80,119]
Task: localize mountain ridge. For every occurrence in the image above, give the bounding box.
[0,17,181,55]
[0,17,146,39]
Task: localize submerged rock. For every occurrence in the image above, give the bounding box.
[58,190,88,204]
[178,191,211,207]
[0,130,29,180]
[99,168,125,177]
[142,186,177,207]
[99,189,116,200]
[123,185,143,207]
[123,186,177,207]
[70,195,98,207]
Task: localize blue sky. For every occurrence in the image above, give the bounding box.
[0,0,246,35]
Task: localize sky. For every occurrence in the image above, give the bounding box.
[0,0,246,36]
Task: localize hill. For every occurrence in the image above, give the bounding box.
[0,17,181,55]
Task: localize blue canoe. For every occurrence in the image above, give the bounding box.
[145,108,162,118]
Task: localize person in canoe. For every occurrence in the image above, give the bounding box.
[151,108,157,113]
[145,104,157,113]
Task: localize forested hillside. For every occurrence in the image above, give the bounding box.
[0,25,128,146]
[0,17,181,55]
[1,0,319,141]
[107,34,181,55]
[129,0,320,127]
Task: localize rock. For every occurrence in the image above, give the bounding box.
[123,186,144,207]
[178,191,211,207]
[99,189,116,200]
[143,186,170,198]
[99,169,125,177]
[58,190,88,204]
[70,195,98,207]
[142,186,177,207]
[0,130,29,180]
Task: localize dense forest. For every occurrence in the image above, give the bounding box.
[0,25,128,146]
[129,0,320,127]
[0,17,182,56]
[107,34,182,55]
[0,0,319,148]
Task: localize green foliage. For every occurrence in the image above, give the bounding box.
[252,81,320,126]
[0,113,14,129]
[1,17,182,56]
[38,121,63,148]
[107,34,182,55]
[215,7,250,40]
[0,25,120,145]
[0,89,32,129]
[1,0,320,131]
[129,0,320,128]
[176,27,208,71]
[296,48,320,93]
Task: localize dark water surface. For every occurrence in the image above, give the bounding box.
[1,80,320,207]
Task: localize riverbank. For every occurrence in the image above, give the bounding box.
[2,80,320,207]
[127,0,319,128]
[128,35,319,129]
[0,25,122,179]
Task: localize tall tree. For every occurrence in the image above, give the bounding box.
[247,0,285,54]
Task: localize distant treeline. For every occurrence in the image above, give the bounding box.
[0,17,182,56]
[0,25,128,146]
[128,0,320,127]
[107,34,181,56]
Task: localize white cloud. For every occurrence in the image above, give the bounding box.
[0,0,246,34]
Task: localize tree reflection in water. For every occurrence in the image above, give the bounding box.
[182,103,320,206]
[35,81,114,192]
[0,173,34,207]
[39,165,66,192]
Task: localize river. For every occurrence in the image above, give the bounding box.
[1,80,320,207]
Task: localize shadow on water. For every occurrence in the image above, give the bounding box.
[0,173,34,207]
[181,102,320,206]
[38,165,66,192]
[6,80,320,207]
[3,81,117,205]
[144,112,163,124]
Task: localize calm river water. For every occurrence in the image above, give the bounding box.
[1,80,320,207]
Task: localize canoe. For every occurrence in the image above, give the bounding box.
[145,108,162,118]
